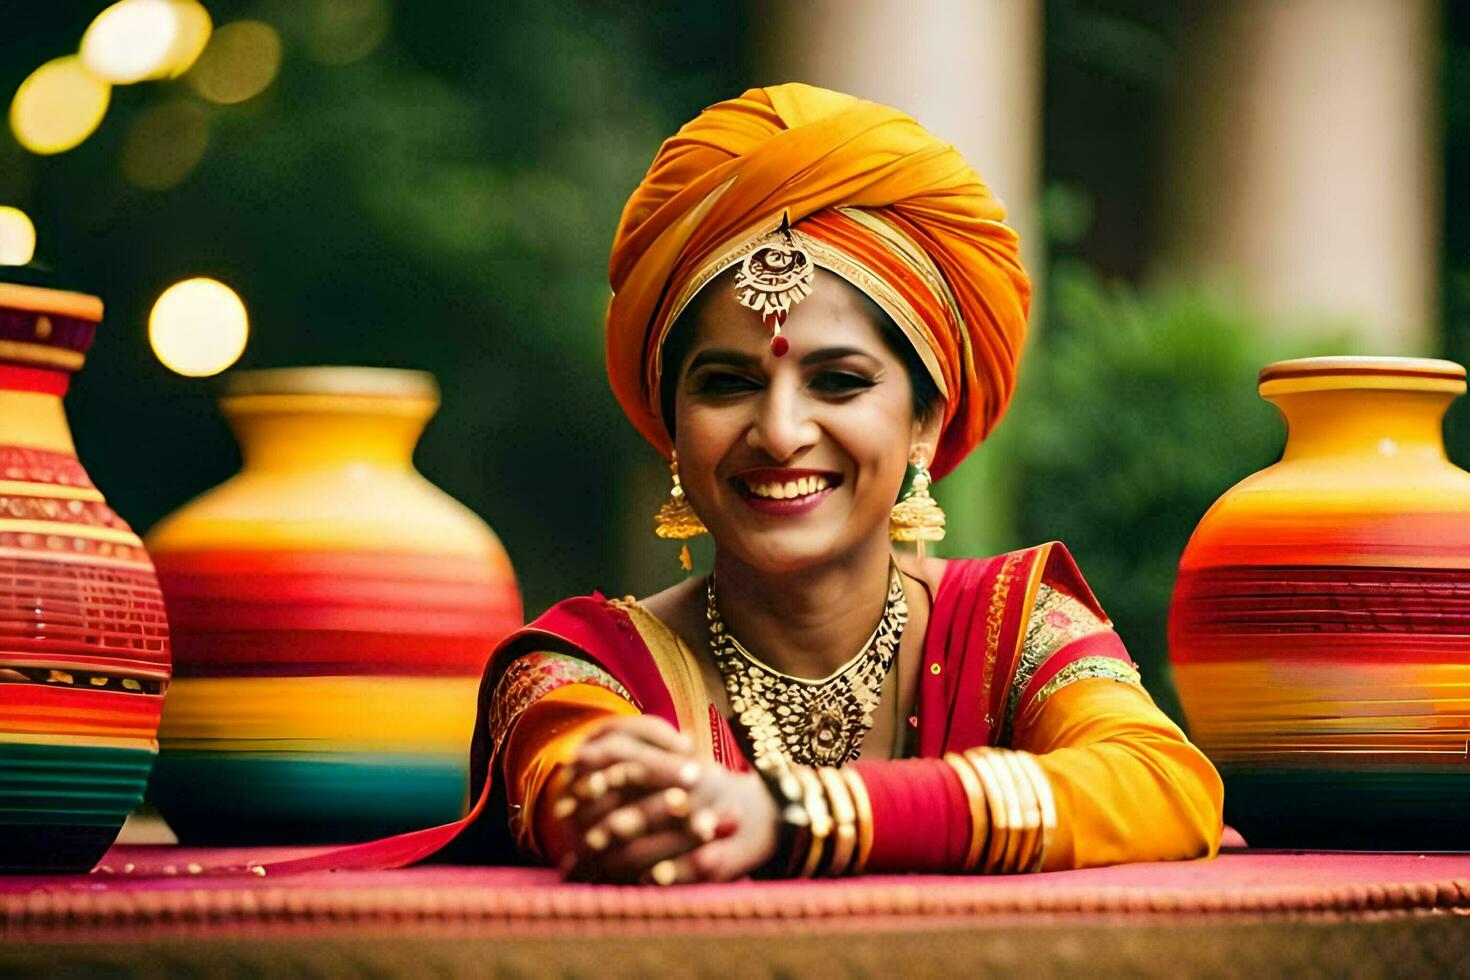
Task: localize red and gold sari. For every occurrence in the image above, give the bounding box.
[449,542,1222,872]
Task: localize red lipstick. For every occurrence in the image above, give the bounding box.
[732,468,842,517]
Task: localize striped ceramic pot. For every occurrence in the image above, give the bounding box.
[1170,356,1470,848]
[0,277,170,873]
[146,367,522,844]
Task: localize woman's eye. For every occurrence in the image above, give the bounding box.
[695,371,761,395]
[810,371,877,394]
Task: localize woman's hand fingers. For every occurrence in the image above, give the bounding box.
[583,714,692,755]
[578,785,714,854]
[570,732,702,793]
[640,771,780,885]
[640,837,750,885]
[551,738,706,836]
[570,829,702,882]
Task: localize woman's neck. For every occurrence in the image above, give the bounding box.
[711,536,897,680]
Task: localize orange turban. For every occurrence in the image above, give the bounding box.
[606,83,1031,480]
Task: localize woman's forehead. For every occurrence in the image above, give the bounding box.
[686,268,889,358]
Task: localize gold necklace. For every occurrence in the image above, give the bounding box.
[706,562,908,767]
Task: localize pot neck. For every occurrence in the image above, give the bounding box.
[1267,387,1454,464]
[222,393,436,473]
[0,388,76,456]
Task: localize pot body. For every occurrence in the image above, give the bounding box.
[0,280,170,873]
[1170,357,1470,847]
[146,368,522,844]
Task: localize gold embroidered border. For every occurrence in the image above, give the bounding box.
[1000,583,1113,744]
[608,598,718,763]
[1029,656,1142,715]
[981,551,1023,727]
[486,651,633,769]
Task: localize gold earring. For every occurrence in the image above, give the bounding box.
[890,451,945,560]
[654,453,706,572]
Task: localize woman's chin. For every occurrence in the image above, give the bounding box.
[714,525,864,576]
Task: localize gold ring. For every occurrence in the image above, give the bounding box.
[662,786,691,819]
[623,761,650,787]
[583,770,609,801]
[608,807,647,841]
[584,826,610,852]
[651,859,679,886]
[689,808,718,842]
[605,763,629,789]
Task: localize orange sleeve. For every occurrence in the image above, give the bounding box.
[1014,678,1224,870]
[499,683,639,862]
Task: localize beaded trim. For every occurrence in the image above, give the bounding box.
[1030,656,1142,714]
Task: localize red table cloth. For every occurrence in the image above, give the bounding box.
[4,847,1468,975]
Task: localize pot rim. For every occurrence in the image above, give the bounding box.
[0,281,103,322]
[222,366,439,401]
[1259,356,1466,395]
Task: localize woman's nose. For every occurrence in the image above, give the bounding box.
[746,381,819,461]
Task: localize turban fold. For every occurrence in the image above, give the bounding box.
[606,83,1031,480]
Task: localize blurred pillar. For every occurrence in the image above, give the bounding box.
[755,0,1043,555]
[1161,0,1438,351]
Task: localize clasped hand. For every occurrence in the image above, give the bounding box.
[548,716,777,884]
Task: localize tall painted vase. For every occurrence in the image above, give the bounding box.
[0,277,171,873]
[1170,356,1470,848]
[147,367,522,844]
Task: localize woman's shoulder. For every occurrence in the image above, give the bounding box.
[934,541,1106,619]
[938,540,1086,573]
[493,592,653,665]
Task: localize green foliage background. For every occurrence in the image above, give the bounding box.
[993,265,1346,720]
[1,1,747,616]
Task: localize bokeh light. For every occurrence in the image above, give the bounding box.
[165,1,214,77]
[149,277,249,377]
[0,207,37,266]
[121,99,210,190]
[9,56,112,155]
[187,21,282,105]
[307,0,391,66]
[81,0,212,83]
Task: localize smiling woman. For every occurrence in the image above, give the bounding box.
[308,84,1223,884]
[667,267,935,578]
[408,84,1225,885]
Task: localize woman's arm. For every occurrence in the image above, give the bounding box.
[499,682,638,858]
[835,681,1221,876]
[1011,677,1224,869]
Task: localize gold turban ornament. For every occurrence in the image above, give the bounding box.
[606,83,1031,480]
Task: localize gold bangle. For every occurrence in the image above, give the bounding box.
[1015,752,1058,873]
[962,750,1009,875]
[998,750,1042,874]
[981,749,1028,874]
[839,767,875,875]
[816,767,857,876]
[943,752,989,873]
[794,766,832,879]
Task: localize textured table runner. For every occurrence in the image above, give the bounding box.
[4,847,1469,941]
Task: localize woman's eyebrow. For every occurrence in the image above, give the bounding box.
[687,348,759,372]
[800,346,874,366]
